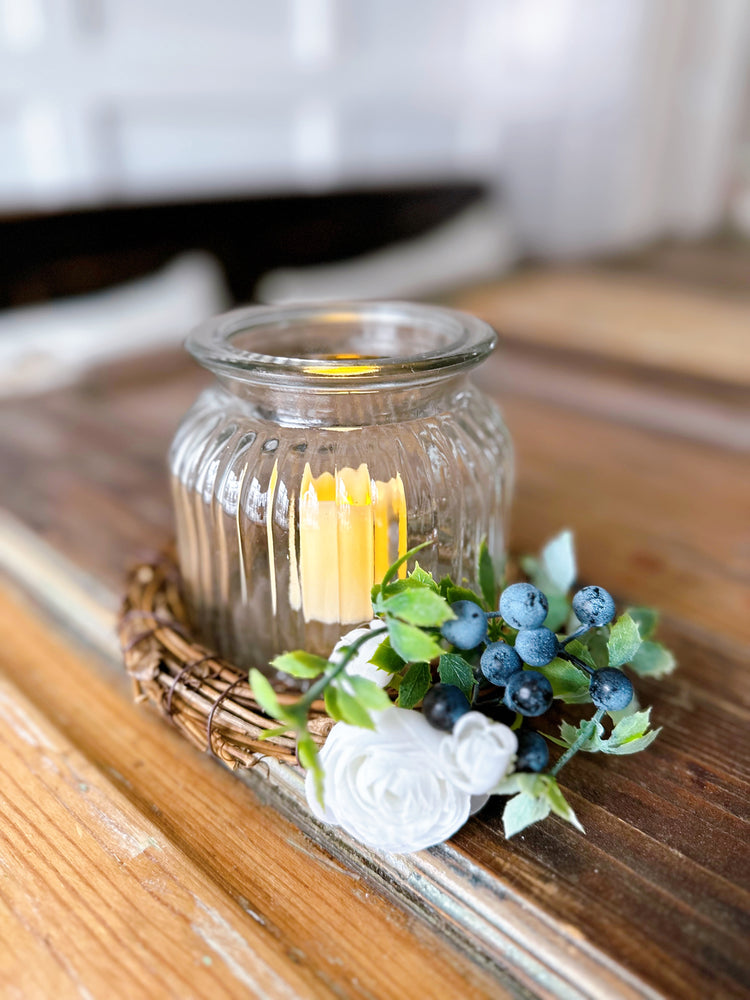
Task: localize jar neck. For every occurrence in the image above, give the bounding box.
[215,371,471,427]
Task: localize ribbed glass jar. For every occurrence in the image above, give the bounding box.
[169,302,513,673]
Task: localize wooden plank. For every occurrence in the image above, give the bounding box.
[0,265,748,998]
[0,578,521,1000]
[0,526,655,1000]
[452,269,750,386]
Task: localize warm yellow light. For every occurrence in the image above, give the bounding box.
[295,462,407,623]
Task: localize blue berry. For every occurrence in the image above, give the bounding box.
[504,670,553,716]
[499,583,548,629]
[480,642,522,687]
[515,730,549,772]
[589,668,633,711]
[441,600,488,650]
[422,683,471,731]
[572,585,616,627]
[514,627,559,667]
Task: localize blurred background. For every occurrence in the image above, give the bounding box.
[0,0,749,397]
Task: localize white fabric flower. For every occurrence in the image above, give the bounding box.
[438,712,517,795]
[330,620,392,688]
[305,707,472,854]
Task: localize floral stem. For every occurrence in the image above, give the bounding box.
[299,627,388,710]
[550,707,605,776]
[560,625,590,647]
[560,650,595,675]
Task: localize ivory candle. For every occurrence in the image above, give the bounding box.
[296,462,407,624]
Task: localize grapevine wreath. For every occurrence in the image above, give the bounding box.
[119,531,675,854]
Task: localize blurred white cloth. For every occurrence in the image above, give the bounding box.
[0,253,229,397]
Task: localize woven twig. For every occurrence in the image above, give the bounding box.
[118,551,334,769]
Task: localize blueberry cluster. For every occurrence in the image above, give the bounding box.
[422,580,633,772]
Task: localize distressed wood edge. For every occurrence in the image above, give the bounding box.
[0,510,663,1000]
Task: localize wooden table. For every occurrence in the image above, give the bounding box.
[0,252,748,999]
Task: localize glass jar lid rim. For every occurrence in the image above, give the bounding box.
[186,300,497,386]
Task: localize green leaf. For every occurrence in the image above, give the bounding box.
[602,729,661,754]
[607,613,642,667]
[387,618,444,664]
[542,776,585,832]
[537,657,591,703]
[557,718,605,751]
[250,669,284,720]
[540,529,577,593]
[397,662,432,709]
[344,675,392,711]
[627,606,659,641]
[584,630,611,669]
[564,639,597,670]
[630,640,676,679]
[297,732,324,804]
[437,653,475,700]
[368,637,405,675]
[333,687,376,729]
[445,584,485,607]
[478,539,496,609]
[381,540,432,590]
[503,792,551,838]
[257,724,294,741]
[270,650,329,679]
[324,685,345,722]
[610,707,652,744]
[382,588,456,627]
[408,562,439,591]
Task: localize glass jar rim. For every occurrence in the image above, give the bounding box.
[186,300,497,388]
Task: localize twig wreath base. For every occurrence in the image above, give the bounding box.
[118,551,334,769]
[119,534,674,854]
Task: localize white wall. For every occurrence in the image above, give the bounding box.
[1,0,748,254]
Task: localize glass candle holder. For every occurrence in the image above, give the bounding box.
[169,302,513,673]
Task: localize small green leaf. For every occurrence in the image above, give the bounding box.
[607,613,642,667]
[627,606,659,640]
[601,729,661,754]
[445,584,485,606]
[584,630,611,669]
[333,687,376,729]
[368,637,405,674]
[542,776,584,832]
[478,539,496,610]
[537,657,591,703]
[297,732,324,803]
[381,540,432,590]
[437,653,475,700]
[250,669,284,720]
[610,707,652,744]
[270,650,329,679]
[383,588,456,627]
[557,718,605,751]
[397,662,432,709]
[564,639,597,670]
[540,529,577,593]
[503,792,551,838]
[387,618,444,664]
[408,562,439,591]
[344,675,393,711]
[324,685,344,722]
[630,640,676,679]
[492,773,525,796]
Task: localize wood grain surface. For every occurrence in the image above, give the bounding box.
[0,259,748,999]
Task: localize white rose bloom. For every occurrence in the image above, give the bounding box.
[305,707,472,854]
[330,620,392,689]
[437,712,517,795]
